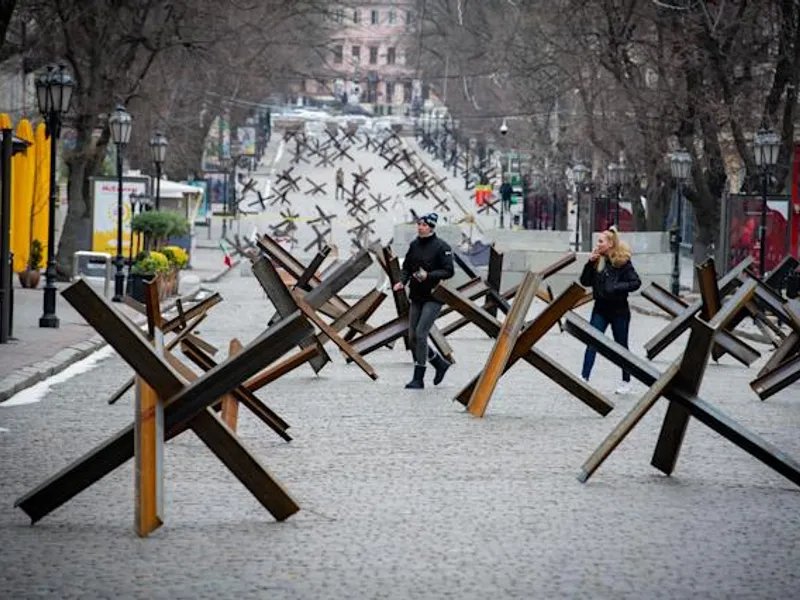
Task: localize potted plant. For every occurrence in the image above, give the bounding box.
[126,250,170,302]
[158,245,189,297]
[19,239,43,288]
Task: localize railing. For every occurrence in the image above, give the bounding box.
[72,251,113,298]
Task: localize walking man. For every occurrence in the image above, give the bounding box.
[335,167,345,200]
[393,213,455,389]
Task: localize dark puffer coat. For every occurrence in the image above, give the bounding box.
[400,234,455,302]
[580,258,641,316]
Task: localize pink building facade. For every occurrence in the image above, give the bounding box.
[303,2,424,114]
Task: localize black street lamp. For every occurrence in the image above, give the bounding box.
[109,104,132,302]
[219,154,231,239]
[606,163,620,229]
[149,131,168,210]
[530,169,543,231]
[572,163,589,251]
[669,148,692,296]
[753,128,780,277]
[451,118,460,176]
[35,64,74,328]
[617,164,631,227]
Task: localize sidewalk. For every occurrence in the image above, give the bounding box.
[0,245,236,403]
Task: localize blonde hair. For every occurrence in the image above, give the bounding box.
[596,226,632,270]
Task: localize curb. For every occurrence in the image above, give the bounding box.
[0,286,204,404]
[200,258,242,284]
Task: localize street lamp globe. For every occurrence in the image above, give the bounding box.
[109,105,132,146]
[606,163,621,186]
[572,163,589,185]
[150,131,168,165]
[669,149,692,181]
[35,65,75,118]
[619,164,632,186]
[754,128,780,168]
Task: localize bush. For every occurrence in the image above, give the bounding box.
[27,239,44,271]
[131,250,171,275]
[160,245,189,269]
[131,210,191,250]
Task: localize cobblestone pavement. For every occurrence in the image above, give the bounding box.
[1,263,798,600]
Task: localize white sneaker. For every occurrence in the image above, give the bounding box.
[615,382,632,395]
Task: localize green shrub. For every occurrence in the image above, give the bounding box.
[27,239,44,270]
[131,250,172,275]
[131,210,190,250]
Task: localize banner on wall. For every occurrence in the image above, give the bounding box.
[237,126,257,156]
[90,176,150,255]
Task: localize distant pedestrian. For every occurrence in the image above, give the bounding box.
[579,227,641,394]
[499,178,513,211]
[393,213,454,389]
[335,167,345,200]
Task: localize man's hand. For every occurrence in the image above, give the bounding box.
[392,281,405,292]
[414,268,428,281]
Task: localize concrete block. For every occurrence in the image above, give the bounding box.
[487,229,572,252]
[392,224,463,258]
[593,230,670,254]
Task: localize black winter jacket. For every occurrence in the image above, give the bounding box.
[400,234,455,302]
[580,258,641,316]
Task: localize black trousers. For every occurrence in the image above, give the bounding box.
[408,299,443,366]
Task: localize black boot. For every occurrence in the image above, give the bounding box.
[430,354,451,386]
[405,365,426,389]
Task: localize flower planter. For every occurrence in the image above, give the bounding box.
[126,273,156,304]
[18,269,41,289]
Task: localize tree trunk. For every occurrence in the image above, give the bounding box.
[56,113,100,277]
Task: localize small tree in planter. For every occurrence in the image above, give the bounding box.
[19,239,43,288]
[131,211,190,251]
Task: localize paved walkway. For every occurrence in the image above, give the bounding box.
[0,255,797,599]
[0,245,235,402]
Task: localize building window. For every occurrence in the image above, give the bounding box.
[371,9,379,24]
[333,45,343,64]
[352,46,360,63]
[385,81,395,103]
[369,46,378,65]
[403,81,412,102]
[387,47,396,65]
[406,10,414,26]
[388,10,396,24]
[353,9,360,23]
[334,8,344,23]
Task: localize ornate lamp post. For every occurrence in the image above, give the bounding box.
[669,148,692,296]
[451,118,460,176]
[466,137,476,190]
[149,131,168,210]
[617,164,631,227]
[572,163,589,251]
[753,128,780,277]
[219,154,231,239]
[606,163,620,229]
[109,104,132,302]
[530,168,543,231]
[35,64,74,328]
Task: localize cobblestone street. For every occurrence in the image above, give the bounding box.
[1,265,798,599]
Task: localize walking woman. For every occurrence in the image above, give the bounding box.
[393,213,455,389]
[580,227,641,394]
